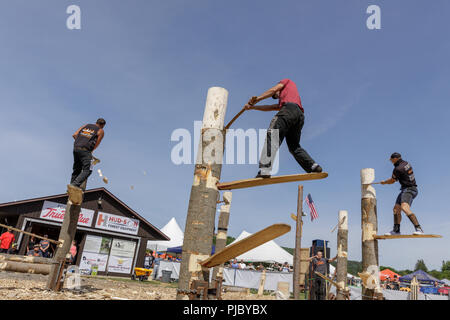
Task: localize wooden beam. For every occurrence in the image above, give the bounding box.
[0,222,61,245]
[0,261,52,275]
[374,234,442,240]
[0,253,57,265]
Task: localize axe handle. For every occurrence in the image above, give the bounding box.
[225,108,246,130]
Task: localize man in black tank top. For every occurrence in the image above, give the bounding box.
[380,153,424,235]
[70,118,106,189]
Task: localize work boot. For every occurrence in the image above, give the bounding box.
[413,226,424,235]
[311,164,323,173]
[67,184,83,205]
[255,169,271,179]
[385,224,401,236]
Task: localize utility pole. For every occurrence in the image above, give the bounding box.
[212,191,232,280]
[360,168,383,300]
[293,185,304,300]
[177,87,228,300]
[336,210,349,300]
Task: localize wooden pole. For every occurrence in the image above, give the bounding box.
[177,87,228,300]
[360,168,383,300]
[293,185,304,300]
[336,210,349,300]
[0,222,61,245]
[212,191,232,281]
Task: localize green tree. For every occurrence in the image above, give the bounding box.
[414,259,428,272]
[441,260,450,272]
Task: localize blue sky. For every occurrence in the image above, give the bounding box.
[1,0,449,270]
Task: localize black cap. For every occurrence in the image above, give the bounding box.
[390,152,402,159]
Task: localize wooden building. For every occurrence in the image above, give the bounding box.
[0,187,169,277]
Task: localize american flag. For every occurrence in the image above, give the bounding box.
[305,193,319,221]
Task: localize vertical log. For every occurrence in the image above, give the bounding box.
[212,191,232,280]
[258,270,266,296]
[336,210,348,300]
[46,182,85,290]
[177,87,228,300]
[360,168,383,300]
[293,185,304,300]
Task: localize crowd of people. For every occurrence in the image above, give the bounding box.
[0,229,78,264]
[224,259,293,273]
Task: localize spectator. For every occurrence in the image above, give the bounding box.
[69,240,77,264]
[281,262,290,272]
[27,244,43,257]
[231,259,239,269]
[152,254,162,280]
[39,235,51,258]
[144,252,154,269]
[8,243,18,255]
[308,251,337,300]
[0,228,15,254]
[28,236,37,252]
[256,263,265,271]
[248,263,256,270]
[239,260,246,269]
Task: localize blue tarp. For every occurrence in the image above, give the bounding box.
[166,245,215,254]
[399,270,443,285]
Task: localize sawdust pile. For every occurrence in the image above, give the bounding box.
[0,272,275,300]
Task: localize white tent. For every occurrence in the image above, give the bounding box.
[229,230,293,265]
[147,217,184,252]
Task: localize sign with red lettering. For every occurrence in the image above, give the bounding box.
[40,201,94,227]
[95,212,139,235]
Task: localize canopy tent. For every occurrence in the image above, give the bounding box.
[399,270,444,285]
[228,230,293,265]
[147,217,184,252]
[442,279,450,286]
[380,268,401,281]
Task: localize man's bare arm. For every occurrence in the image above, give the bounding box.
[245,104,281,112]
[248,83,285,105]
[92,129,104,151]
[72,125,85,139]
[381,178,396,185]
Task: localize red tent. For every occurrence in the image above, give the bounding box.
[380,268,401,281]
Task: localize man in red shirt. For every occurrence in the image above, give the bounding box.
[245,79,322,178]
[0,229,16,253]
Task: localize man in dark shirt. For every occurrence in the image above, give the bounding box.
[380,153,424,235]
[308,251,337,300]
[244,79,322,178]
[68,118,106,203]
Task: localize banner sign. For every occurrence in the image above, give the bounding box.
[107,255,133,274]
[95,212,139,235]
[79,252,109,274]
[83,235,112,255]
[40,201,94,227]
[110,239,136,258]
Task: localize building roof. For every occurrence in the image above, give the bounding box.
[0,187,169,241]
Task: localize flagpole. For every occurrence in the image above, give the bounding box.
[293,185,304,300]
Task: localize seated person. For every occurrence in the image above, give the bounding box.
[27,244,43,257]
